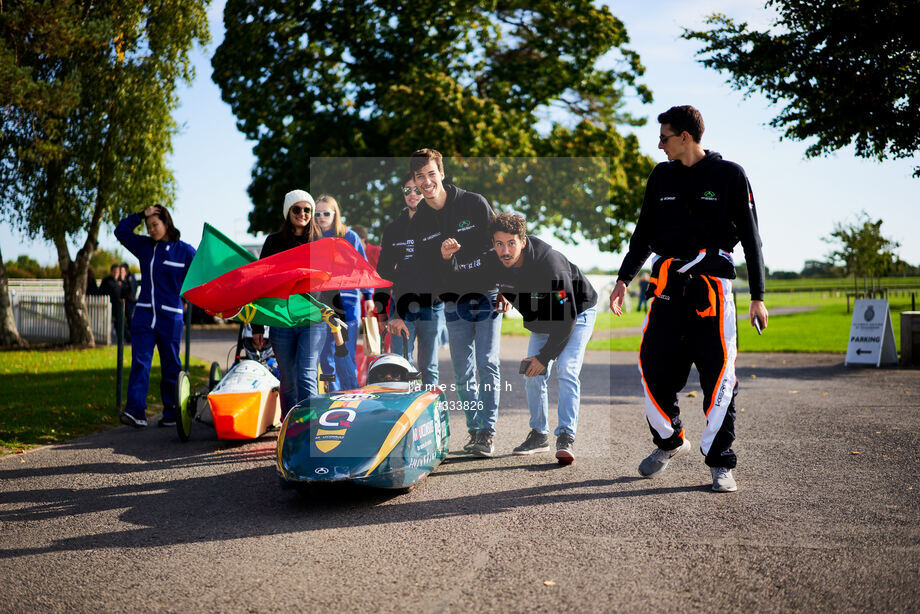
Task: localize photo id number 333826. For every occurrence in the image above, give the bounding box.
[438,399,483,411]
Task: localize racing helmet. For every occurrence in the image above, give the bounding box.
[366,353,420,384]
[242,336,274,362]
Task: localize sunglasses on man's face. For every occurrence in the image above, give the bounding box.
[402,186,422,196]
[314,211,334,218]
[290,206,311,216]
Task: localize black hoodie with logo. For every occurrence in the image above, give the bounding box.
[617,150,765,300]
[377,207,442,319]
[465,236,597,365]
[410,183,497,300]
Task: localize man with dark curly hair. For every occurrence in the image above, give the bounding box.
[447,212,597,463]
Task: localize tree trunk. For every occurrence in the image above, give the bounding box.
[55,236,95,346]
[0,245,28,348]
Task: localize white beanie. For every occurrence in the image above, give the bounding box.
[282,189,315,219]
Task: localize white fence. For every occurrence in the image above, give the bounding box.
[10,291,114,345]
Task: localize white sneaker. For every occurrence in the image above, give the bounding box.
[638,439,691,478]
[711,467,737,492]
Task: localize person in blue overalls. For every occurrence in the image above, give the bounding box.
[314,194,375,390]
[114,205,196,428]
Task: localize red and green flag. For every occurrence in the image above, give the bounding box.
[180,224,391,327]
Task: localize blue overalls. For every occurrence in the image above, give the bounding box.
[115,213,196,421]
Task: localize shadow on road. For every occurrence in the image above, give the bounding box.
[0,447,701,560]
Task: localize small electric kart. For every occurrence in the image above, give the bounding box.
[276,350,450,490]
[176,310,350,442]
[176,332,282,442]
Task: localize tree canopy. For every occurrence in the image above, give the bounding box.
[823,211,900,289]
[0,0,209,344]
[683,0,920,177]
[212,0,655,250]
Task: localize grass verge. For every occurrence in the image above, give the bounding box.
[585,293,911,353]
[0,347,206,454]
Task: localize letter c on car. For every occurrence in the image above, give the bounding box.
[320,409,357,427]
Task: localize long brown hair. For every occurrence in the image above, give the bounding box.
[316,194,348,238]
[149,206,181,242]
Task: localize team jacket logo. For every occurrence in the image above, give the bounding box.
[701,190,718,201]
[315,408,357,453]
[459,220,471,228]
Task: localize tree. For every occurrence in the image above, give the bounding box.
[0,1,209,345]
[800,259,843,278]
[823,211,900,293]
[0,244,26,347]
[212,0,655,251]
[683,1,920,177]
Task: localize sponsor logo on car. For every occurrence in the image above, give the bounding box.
[330,393,379,401]
[408,452,436,469]
[316,408,358,453]
[412,421,434,441]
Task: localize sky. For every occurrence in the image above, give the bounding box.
[2,0,917,275]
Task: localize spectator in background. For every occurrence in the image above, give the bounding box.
[351,225,380,270]
[85,268,101,296]
[114,205,196,428]
[636,272,650,312]
[351,223,388,354]
[314,194,375,390]
[99,264,130,339]
[120,262,138,334]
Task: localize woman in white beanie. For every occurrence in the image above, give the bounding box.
[251,189,327,418]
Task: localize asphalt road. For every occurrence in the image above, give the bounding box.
[1,325,919,613]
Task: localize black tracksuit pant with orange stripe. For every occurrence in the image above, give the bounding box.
[638,264,738,469]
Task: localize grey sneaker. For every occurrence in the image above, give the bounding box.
[463,430,480,452]
[555,432,575,464]
[711,467,738,492]
[638,439,690,478]
[513,429,550,455]
[471,433,494,457]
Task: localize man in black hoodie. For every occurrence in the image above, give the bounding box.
[449,213,597,464]
[410,149,503,458]
[609,105,769,493]
[377,172,445,389]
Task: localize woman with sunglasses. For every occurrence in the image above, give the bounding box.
[251,190,327,418]
[314,194,375,390]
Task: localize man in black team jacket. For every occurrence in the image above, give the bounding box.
[377,172,445,389]
[448,213,597,464]
[410,148,503,458]
[610,105,769,493]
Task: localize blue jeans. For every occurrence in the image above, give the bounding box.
[389,303,444,389]
[524,307,596,437]
[270,322,326,417]
[319,317,359,391]
[444,294,502,435]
